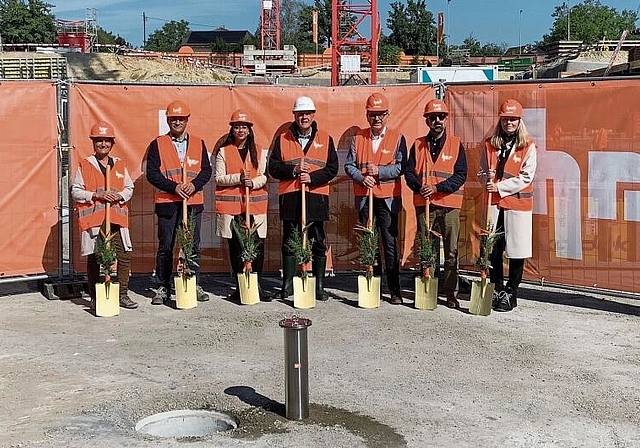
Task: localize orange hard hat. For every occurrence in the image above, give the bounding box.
[423,99,449,117]
[365,93,389,112]
[229,109,253,126]
[89,122,115,139]
[499,99,523,118]
[166,100,191,117]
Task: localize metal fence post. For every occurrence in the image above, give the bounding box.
[279,316,312,420]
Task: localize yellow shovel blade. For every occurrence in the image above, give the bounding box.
[238,272,260,305]
[414,276,438,310]
[95,282,120,317]
[293,276,316,309]
[357,275,380,309]
[174,276,197,310]
[469,279,494,316]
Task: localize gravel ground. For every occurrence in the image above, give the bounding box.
[1,273,639,448]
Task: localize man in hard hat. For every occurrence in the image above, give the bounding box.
[344,93,407,304]
[268,96,338,301]
[405,99,467,309]
[71,122,138,311]
[145,100,212,305]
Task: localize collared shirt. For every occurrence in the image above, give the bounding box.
[297,133,312,149]
[172,133,188,163]
[370,126,387,154]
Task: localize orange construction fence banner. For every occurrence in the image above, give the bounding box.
[68,83,435,275]
[0,81,59,278]
[447,79,640,293]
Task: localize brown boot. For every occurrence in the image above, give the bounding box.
[119,293,138,309]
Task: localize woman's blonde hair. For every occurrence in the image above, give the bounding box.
[490,118,531,149]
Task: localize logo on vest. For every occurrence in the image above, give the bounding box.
[513,155,521,163]
[441,154,453,161]
[115,171,124,179]
[313,142,324,149]
[382,149,391,154]
[187,157,199,167]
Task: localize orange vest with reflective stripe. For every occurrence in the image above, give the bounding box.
[412,135,464,208]
[352,128,402,199]
[215,144,268,215]
[154,134,205,205]
[278,129,330,196]
[485,140,534,211]
[77,158,129,231]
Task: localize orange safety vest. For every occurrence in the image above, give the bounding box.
[77,157,129,231]
[412,135,464,209]
[278,129,331,196]
[215,144,268,215]
[485,139,534,211]
[154,134,205,205]
[352,128,402,199]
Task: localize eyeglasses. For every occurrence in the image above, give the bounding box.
[367,112,388,121]
[427,113,447,122]
[232,125,249,130]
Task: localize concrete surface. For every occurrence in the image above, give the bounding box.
[1,273,639,448]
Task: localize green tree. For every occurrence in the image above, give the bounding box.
[540,0,638,46]
[0,0,56,44]
[386,0,436,55]
[451,34,507,56]
[144,19,190,52]
[97,27,131,48]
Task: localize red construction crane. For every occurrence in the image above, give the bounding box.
[331,0,379,86]
[261,0,281,50]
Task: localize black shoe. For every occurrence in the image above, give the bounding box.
[494,291,513,312]
[316,290,329,302]
[228,289,240,302]
[259,286,273,302]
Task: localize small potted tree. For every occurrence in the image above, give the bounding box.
[94,229,119,317]
[354,219,380,308]
[231,217,261,305]
[286,225,314,309]
[470,220,502,316]
[414,223,440,310]
[175,212,198,309]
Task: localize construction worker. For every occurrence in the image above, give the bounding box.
[71,122,138,311]
[145,100,212,305]
[481,99,537,312]
[215,109,272,301]
[268,96,338,301]
[344,93,407,304]
[405,99,467,309]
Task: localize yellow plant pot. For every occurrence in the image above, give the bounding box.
[238,272,260,305]
[293,276,316,309]
[469,279,494,316]
[414,276,438,310]
[174,275,197,310]
[357,275,380,309]
[95,281,120,317]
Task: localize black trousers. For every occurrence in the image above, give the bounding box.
[357,197,399,277]
[281,219,326,258]
[155,203,202,288]
[489,209,525,296]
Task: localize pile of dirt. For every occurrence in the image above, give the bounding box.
[64,52,234,83]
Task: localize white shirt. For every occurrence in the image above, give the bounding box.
[370,126,387,154]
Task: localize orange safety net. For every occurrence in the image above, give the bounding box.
[447,80,640,293]
[0,81,59,278]
[68,83,435,274]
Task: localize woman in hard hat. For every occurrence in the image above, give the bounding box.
[71,122,138,311]
[480,99,537,312]
[215,109,272,301]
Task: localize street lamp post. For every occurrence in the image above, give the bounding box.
[519,9,522,55]
[567,5,571,40]
[446,0,451,56]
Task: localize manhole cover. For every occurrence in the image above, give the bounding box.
[135,409,237,438]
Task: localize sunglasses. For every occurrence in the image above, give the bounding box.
[367,112,388,121]
[427,113,447,121]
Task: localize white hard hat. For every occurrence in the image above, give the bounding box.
[292,96,316,112]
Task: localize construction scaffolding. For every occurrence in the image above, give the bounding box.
[56,8,98,53]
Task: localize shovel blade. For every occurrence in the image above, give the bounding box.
[469,279,494,316]
[95,282,120,317]
[414,276,438,310]
[174,276,197,310]
[357,275,380,309]
[293,276,316,309]
[238,272,260,305]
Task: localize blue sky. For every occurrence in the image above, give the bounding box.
[51,1,639,49]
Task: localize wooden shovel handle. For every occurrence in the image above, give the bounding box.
[105,163,111,235]
[182,163,188,228]
[367,187,373,230]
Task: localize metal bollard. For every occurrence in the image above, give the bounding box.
[279,316,312,420]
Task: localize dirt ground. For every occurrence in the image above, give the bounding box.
[1,273,639,448]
